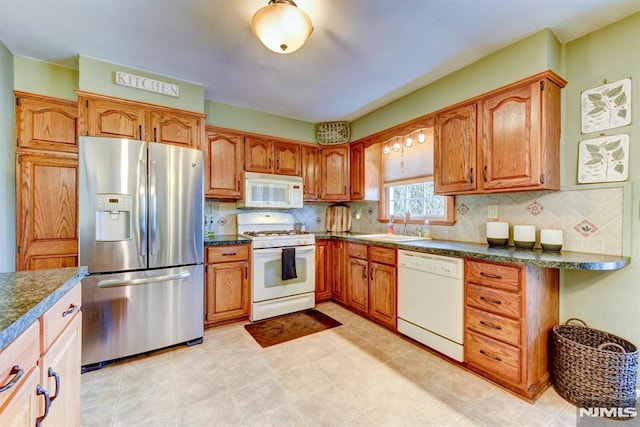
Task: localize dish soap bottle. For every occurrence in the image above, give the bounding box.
[422,218,431,239]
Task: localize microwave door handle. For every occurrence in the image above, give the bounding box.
[138,159,147,257]
[149,160,157,256]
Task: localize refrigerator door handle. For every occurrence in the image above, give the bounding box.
[149,159,157,256]
[97,271,192,288]
[139,159,147,257]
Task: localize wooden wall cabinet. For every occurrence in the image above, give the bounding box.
[77,92,205,149]
[301,145,320,201]
[204,128,244,199]
[315,239,332,302]
[320,146,349,201]
[349,142,381,201]
[204,245,250,325]
[244,137,301,176]
[346,243,397,330]
[0,284,82,426]
[434,72,565,195]
[16,151,78,271]
[15,92,78,153]
[463,258,558,401]
[435,103,478,194]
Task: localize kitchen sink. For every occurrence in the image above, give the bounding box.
[355,233,432,243]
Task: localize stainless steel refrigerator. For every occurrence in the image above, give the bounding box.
[78,136,204,368]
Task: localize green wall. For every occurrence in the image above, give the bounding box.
[559,12,640,346]
[0,41,15,272]
[205,100,316,143]
[350,29,563,140]
[78,56,205,112]
[14,57,78,101]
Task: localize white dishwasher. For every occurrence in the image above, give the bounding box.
[397,250,464,361]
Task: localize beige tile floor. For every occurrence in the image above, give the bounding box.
[81,302,577,426]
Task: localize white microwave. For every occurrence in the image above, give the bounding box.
[238,172,303,209]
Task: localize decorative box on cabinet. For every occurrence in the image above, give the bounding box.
[204,128,244,199]
[434,71,566,195]
[204,245,250,325]
[463,258,559,401]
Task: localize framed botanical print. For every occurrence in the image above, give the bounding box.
[581,78,631,134]
[578,134,629,183]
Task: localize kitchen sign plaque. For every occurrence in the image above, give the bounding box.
[115,71,179,97]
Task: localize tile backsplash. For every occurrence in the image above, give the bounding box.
[206,186,624,256]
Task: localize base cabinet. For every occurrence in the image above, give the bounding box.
[315,240,331,302]
[463,258,559,400]
[204,245,250,325]
[346,243,397,330]
[0,284,82,426]
[329,241,346,303]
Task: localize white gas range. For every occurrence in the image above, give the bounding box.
[237,212,316,321]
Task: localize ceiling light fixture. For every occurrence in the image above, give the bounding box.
[392,138,401,152]
[383,142,391,155]
[417,129,426,143]
[251,0,313,54]
[405,136,413,148]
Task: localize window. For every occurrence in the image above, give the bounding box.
[382,127,454,225]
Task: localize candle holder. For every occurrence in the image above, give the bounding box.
[514,225,536,249]
[486,221,509,247]
[541,229,563,252]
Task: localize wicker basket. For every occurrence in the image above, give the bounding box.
[316,121,350,145]
[551,318,638,412]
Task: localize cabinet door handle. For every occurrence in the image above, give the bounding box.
[237,180,240,191]
[483,165,488,182]
[222,252,237,256]
[62,303,79,318]
[480,272,502,279]
[479,349,502,362]
[344,186,347,195]
[36,385,51,427]
[154,127,158,142]
[0,366,23,393]
[480,296,502,305]
[370,267,374,281]
[138,124,142,140]
[268,159,272,169]
[48,367,60,402]
[276,159,280,170]
[245,267,248,279]
[480,320,502,330]
[469,167,473,184]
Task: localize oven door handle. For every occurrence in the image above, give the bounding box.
[252,245,316,256]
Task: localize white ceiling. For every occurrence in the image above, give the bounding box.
[1,0,639,123]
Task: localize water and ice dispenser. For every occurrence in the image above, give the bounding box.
[94,194,133,241]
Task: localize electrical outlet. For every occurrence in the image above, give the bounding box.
[487,205,499,220]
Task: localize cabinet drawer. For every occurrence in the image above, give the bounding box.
[368,246,396,266]
[206,245,249,263]
[466,306,520,346]
[42,284,82,352]
[465,330,521,384]
[348,243,368,259]
[466,283,520,319]
[466,260,521,291]
[0,321,39,408]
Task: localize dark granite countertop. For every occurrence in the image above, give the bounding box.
[204,232,629,270]
[0,266,87,352]
[204,235,250,246]
[315,232,629,271]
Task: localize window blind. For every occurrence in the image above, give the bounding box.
[383,128,434,185]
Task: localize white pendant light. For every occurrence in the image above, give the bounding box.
[405,136,413,148]
[392,138,401,152]
[417,129,426,143]
[251,0,313,54]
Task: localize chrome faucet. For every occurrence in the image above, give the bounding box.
[390,213,408,235]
